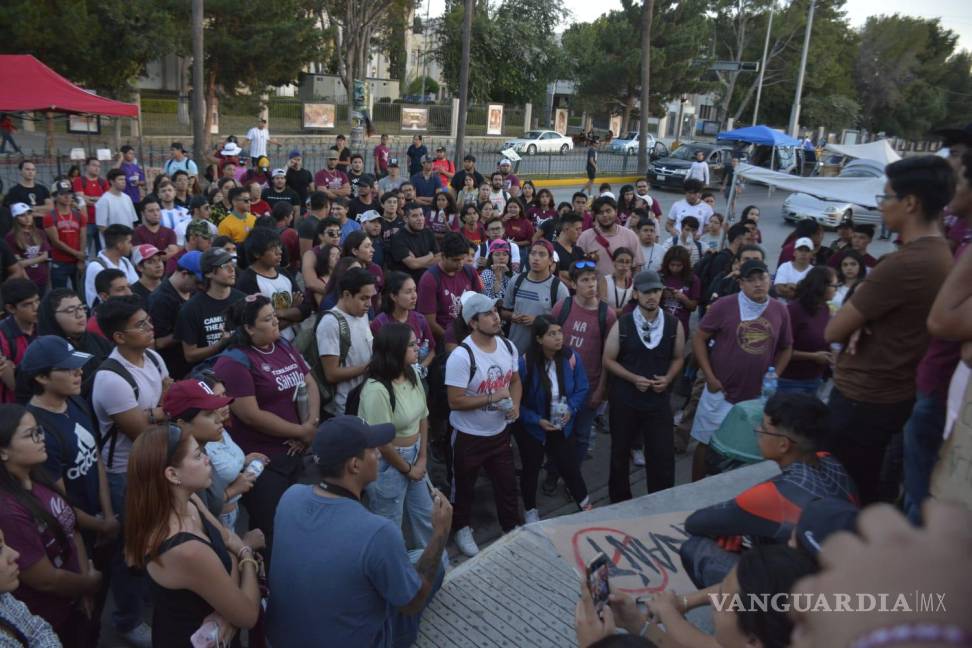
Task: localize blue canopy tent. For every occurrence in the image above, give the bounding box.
[717,125,801,174]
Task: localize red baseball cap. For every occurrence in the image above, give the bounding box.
[163,379,233,419]
[132,244,164,267]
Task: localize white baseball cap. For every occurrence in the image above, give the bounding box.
[10,203,31,218]
[795,237,814,250]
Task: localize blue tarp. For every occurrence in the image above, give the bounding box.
[717,125,801,147]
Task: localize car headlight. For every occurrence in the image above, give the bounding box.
[823,206,843,214]
[674,169,687,175]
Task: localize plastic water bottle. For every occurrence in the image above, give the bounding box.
[551,397,570,429]
[761,367,778,402]
[418,339,430,363]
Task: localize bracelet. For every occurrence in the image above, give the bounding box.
[639,621,652,638]
[850,624,971,648]
[237,546,252,560]
[238,557,259,571]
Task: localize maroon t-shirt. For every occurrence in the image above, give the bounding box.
[700,294,793,404]
[662,274,701,337]
[915,242,967,398]
[550,298,617,392]
[214,340,310,457]
[782,301,830,380]
[416,265,482,332]
[0,483,81,631]
[132,224,177,252]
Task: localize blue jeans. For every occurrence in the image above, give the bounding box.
[903,391,946,524]
[776,377,822,395]
[50,261,80,291]
[87,223,102,258]
[107,471,146,632]
[366,438,435,550]
[679,536,741,589]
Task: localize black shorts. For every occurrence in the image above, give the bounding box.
[586,167,596,181]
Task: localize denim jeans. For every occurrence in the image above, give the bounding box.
[366,438,435,550]
[776,377,822,395]
[572,404,597,465]
[680,536,741,589]
[903,391,946,524]
[107,471,145,632]
[50,261,80,291]
[86,223,102,258]
[391,547,446,648]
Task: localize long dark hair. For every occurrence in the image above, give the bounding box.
[734,545,817,648]
[314,243,339,279]
[661,245,693,282]
[381,271,414,315]
[368,322,417,387]
[795,266,835,315]
[322,256,361,304]
[836,250,868,285]
[0,405,70,558]
[524,316,566,418]
[618,184,636,214]
[342,230,370,262]
[223,294,271,347]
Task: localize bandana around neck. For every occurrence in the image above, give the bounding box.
[738,290,769,321]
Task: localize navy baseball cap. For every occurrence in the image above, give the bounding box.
[740,259,769,278]
[177,250,204,281]
[311,415,395,469]
[19,336,93,376]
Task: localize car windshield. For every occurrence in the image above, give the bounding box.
[523,131,543,140]
[622,131,638,140]
[671,146,707,160]
[839,163,883,178]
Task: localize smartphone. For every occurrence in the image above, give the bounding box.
[586,553,611,618]
[423,474,437,501]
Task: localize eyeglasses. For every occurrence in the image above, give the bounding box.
[56,305,87,318]
[572,260,596,270]
[125,316,154,332]
[20,426,45,444]
[755,425,793,441]
[324,229,341,237]
[875,193,899,207]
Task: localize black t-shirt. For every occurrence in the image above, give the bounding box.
[174,289,246,352]
[554,240,585,275]
[347,171,364,197]
[2,183,50,209]
[285,168,313,209]
[330,146,352,170]
[130,280,153,303]
[0,240,19,280]
[296,214,323,242]
[449,169,486,193]
[148,279,192,379]
[349,197,378,219]
[586,147,597,169]
[262,187,301,211]
[540,216,561,242]
[380,216,405,248]
[389,227,438,281]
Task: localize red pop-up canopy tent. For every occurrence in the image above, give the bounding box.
[0,55,138,117]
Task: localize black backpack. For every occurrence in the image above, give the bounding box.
[555,295,609,344]
[345,377,397,417]
[458,337,515,383]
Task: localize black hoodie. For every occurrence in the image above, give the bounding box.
[36,290,113,384]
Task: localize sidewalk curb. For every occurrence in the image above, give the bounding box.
[533,175,643,188]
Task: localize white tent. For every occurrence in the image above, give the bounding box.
[824,139,901,165]
[736,163,885,208]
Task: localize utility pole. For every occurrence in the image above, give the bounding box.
[454,0,473,167]
[752,5,773,125]
[191,0,206,166]
[419,0,433,102]
[637,0,655,174]
[788,0,815,137]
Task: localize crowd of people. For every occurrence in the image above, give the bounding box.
[0,120,969,648]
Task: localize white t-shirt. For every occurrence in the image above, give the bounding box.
[774,261,811,287]
[246,127,270,158]
[316,306,374,415]
[641,244,664,272]
[161,205,191,233]
[92,348,169,473]
[687,161,710,185]
[488,189,509,214]
[666,199,713,232]
[256,272,297,341]
[174,218,218,246]
[94,192,137,246]
[446,335,518,436]
[84,252,139,308]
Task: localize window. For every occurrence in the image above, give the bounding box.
[699,104,715,121]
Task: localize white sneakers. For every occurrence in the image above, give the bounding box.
[524,508,540,525]
[454,526,480,557]
[121,622,152,648]
[632,449,646,466]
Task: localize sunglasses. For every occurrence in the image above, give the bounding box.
[572,260,596,270]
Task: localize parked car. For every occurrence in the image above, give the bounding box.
[502,130,574,155]
[781,158,884,229]
[609,131,656,153]
[646,142,734,190]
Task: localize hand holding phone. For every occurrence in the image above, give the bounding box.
[586,553,611,619]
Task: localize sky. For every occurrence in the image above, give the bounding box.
[423,0,972,52]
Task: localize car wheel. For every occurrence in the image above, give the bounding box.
[527,144,537,155]
[560,144,569,154]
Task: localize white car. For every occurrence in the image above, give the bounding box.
[609,131,656,153]
[501,130,573,155]
[781,159,884,229]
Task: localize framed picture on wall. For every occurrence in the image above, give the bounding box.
[401,107,429,131]
[303,103,336,129]
[487,104,504,135]
[67,114,100,134]
[554,109,568,135]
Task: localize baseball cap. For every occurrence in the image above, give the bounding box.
[600,191,617,201]
[52,179,73,195]
[436,146,446,152]
[177,250,204,280]
[311,415,395,469]
[421,154,434,163]
[388,158,400,167]
[932,122,972,146]
[132,244,163,267]
[19,336,93,376]
[463,154,476,162]
[498,158,512,167]
[633,270,664,293]
[794,497,859,557]
[10,203,31,218]
[358,174,376,187]
[289,149,302,159]
[358,210,382,223]
[163,379,234,419]
[271,168,287,178]
[460,291,501,325]
[201,248,234,275]
[794,237,814,250]
[189,195,210,212]
[327,150,340,160]
[488,239,511,255]
[186,219,213,239]
[220,143,242,157]
[531,239,555,256]
[739,259,769,278]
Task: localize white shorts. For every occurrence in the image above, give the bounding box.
[690,386,734,445]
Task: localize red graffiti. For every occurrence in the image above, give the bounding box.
[571,526,679,595]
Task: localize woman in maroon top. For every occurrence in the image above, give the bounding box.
[779,266,837,394]
[527,188,558,232]
[343,231,384,316]
[0,404,101,646]
[5,207,50,295]
[370,271,437,374]
[617,184,637,226]
[456,204,485,245]
[659,246,700,336]
[502,198,535,255]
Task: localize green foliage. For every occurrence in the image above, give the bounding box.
[405,77,440,95]
[435,0,569,105]
[800,94,860,131]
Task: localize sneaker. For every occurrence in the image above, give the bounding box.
[524,508,540,524]
[632,449,646,467]
[541,472,559,496]
[579,496,593,512]
[120,622,152,648]
[454,526,480,557]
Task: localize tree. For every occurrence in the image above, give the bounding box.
[435,0,570,105]
[405,77,440,96]
[638,0,654,174]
